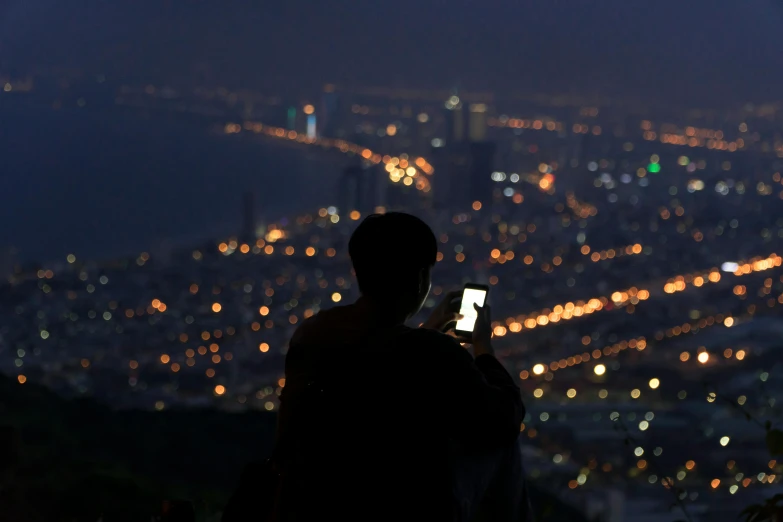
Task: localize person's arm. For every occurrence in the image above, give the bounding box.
[436,333,525,449]
[415,300,524,450]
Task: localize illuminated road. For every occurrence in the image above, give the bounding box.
[223,120,435,193]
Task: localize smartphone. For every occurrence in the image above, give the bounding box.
[454,283,489,337]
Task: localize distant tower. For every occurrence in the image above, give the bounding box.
[365,162,380,213]
[339,164,365,214]
[444,94,467,145]
[430,141,469,210]
[467,141,497,206]
[287,107,297,131]
[433,89,497,210]
[242,191,255,243]
[468,103,488,142]
[320,84,341,137]
[301,103,317,139]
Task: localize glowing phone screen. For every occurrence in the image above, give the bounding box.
[455,287,487,332]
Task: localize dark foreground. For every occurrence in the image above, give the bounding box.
[0,375,587,521]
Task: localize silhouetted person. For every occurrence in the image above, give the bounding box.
[272,212,527,521]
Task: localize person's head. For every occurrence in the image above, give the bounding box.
[349,212,437,321]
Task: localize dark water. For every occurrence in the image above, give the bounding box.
[0,105,347,263]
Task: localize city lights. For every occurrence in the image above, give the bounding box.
[8,71,783,515]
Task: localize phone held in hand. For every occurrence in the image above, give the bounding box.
[454,283,489,337]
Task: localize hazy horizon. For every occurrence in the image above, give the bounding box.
[2,0,783,107]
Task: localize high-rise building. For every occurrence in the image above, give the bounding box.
[320,85,342,137]
[339,164,372,214]
[433,93,496,209]
[468,103,488,142]
[430,141,471,210]
[444,94,467,144]
[365,162,380,213]
[286,107,297,131]
[467,141,497,205]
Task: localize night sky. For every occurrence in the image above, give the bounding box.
[2,0,783,106]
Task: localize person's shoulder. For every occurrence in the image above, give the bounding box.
[289,304,353,346]
[289,314,317,347]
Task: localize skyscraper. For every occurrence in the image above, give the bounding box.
[286,107,296,131]
[468,103,488,142]
[467,141,497,205]
[365,161,380,212]
[320,85,342,137]
[339,164,369,214]
[433,93,496,209]
[444,94,467,145]
[430,141,471,210]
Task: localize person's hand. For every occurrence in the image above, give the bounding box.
[471,302,494,357]
[421,290,463,333]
